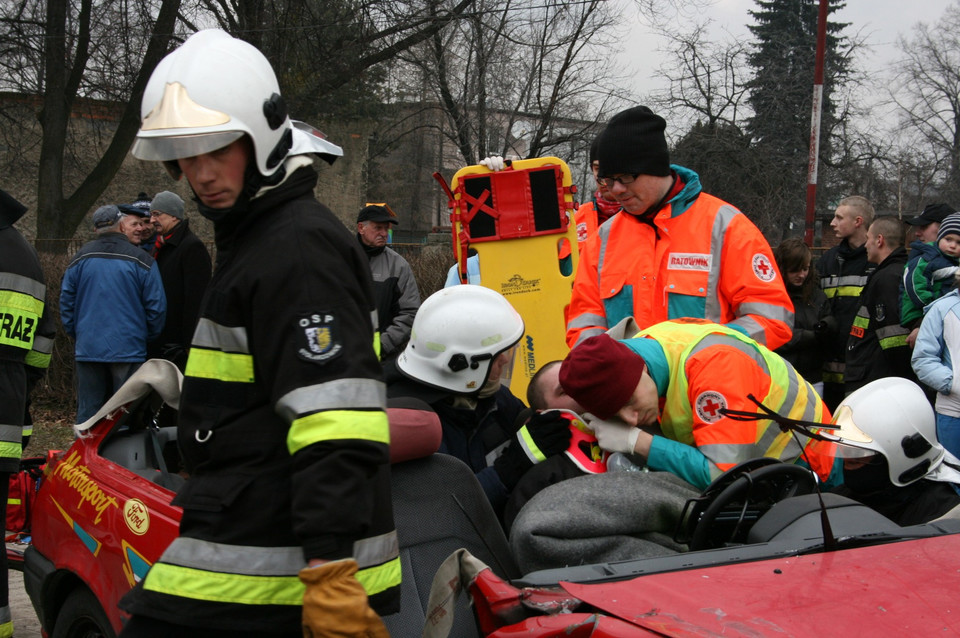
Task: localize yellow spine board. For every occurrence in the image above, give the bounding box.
[449,157,578,401]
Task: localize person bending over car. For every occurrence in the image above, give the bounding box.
[557,318,838,490]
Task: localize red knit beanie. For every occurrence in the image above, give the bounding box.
[559,334,646,420]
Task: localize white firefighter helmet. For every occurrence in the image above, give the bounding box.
[132,29,292,177]
[829,377,960,486]
[397,285,524,395]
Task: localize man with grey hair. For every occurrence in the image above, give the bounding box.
[356,204,421,361]
[60,204,166,422]
[147,190,212,368]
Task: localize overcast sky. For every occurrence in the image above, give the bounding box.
[624,0,957,100]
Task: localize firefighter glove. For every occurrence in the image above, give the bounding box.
[590,417,641,455]
[299,559,388,638]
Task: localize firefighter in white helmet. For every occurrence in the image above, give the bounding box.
[389,285,572,520]
[826,377,960,525]
[118,29,399,637]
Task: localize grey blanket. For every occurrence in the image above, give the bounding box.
[509,471,700,573]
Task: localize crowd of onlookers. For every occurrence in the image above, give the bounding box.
[774,198,960,462]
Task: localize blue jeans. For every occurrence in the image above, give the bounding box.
[936,412,960,459]
[75,361,141,424]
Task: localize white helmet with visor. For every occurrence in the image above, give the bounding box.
[132,29,294,177]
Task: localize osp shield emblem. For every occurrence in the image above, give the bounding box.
[298,313,342,363]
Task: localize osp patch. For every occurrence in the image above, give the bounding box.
[752,253,776,282]
[695,391,727,423]
[874,303,886,322]
[297,313,342,364]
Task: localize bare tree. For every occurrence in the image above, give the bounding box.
[0,0,181,249]
[649,23,751,135]
[890,1,960,204]
[392,0,636,166]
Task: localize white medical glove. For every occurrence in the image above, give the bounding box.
[589,417,641,455]
[480,155,506,171]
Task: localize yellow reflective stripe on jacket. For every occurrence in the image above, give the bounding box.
[185,349,255,383]
[516,425,547,463]
[144,562,304,605]
[822,285,864,299]
[0,288,42,351]
[144,535,401,604]
[287,410,389,455]
[357,556,402,596]
[0,442,22,461]
[25,334,53,369]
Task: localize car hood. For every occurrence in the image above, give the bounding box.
[560,533,960,636]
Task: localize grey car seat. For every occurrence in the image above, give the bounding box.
[382,398,520,638]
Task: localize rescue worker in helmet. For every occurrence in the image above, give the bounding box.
[826,377,960,525]
[118,30,399,637]
[388,285,572,521]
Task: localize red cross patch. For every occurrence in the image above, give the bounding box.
[752,253,776,282]
[695,391,727,423]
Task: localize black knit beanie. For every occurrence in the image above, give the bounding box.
[596,106,670,178]
[589,135,601,165]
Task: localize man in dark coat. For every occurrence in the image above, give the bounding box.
[844,215,913,395]
[146,190,212,368]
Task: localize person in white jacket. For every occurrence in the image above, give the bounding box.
[912,276,960,458]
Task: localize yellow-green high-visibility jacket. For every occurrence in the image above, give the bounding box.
[630,318,836,484]
[119,167,400,632]
[0,223,54,466]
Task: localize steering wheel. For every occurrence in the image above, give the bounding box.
[675,458,818,551]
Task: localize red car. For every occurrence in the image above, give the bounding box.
[20,360,960,637]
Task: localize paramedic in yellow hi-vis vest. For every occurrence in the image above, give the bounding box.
[559,318,837,491]
[118,30,399,637]
[0,188,54,638]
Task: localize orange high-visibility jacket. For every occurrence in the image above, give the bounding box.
[566,166,794,350]
[626,319,836,486]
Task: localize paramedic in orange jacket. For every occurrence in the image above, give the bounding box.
[566,106,794,350]
[573,136,622,249]
[559,319,837,490]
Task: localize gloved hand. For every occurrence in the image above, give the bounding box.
[300,559,388,638]
[589,417,641,455]
[480,155,506,171]
[523,410,574,458]
[493,411,572,489]
[814,316,837,342]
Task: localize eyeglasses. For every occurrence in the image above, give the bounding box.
[599,174,641,188]
[149,211,165,218]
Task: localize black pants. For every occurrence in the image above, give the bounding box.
[0,359,27,614]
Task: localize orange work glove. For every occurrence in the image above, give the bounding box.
[299,559,389,638]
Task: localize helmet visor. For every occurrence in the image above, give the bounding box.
[494,342,519,389]
[131,131,244,162]
[822,404,878,459]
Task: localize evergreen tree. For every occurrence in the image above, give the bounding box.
[745,0,851,229]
